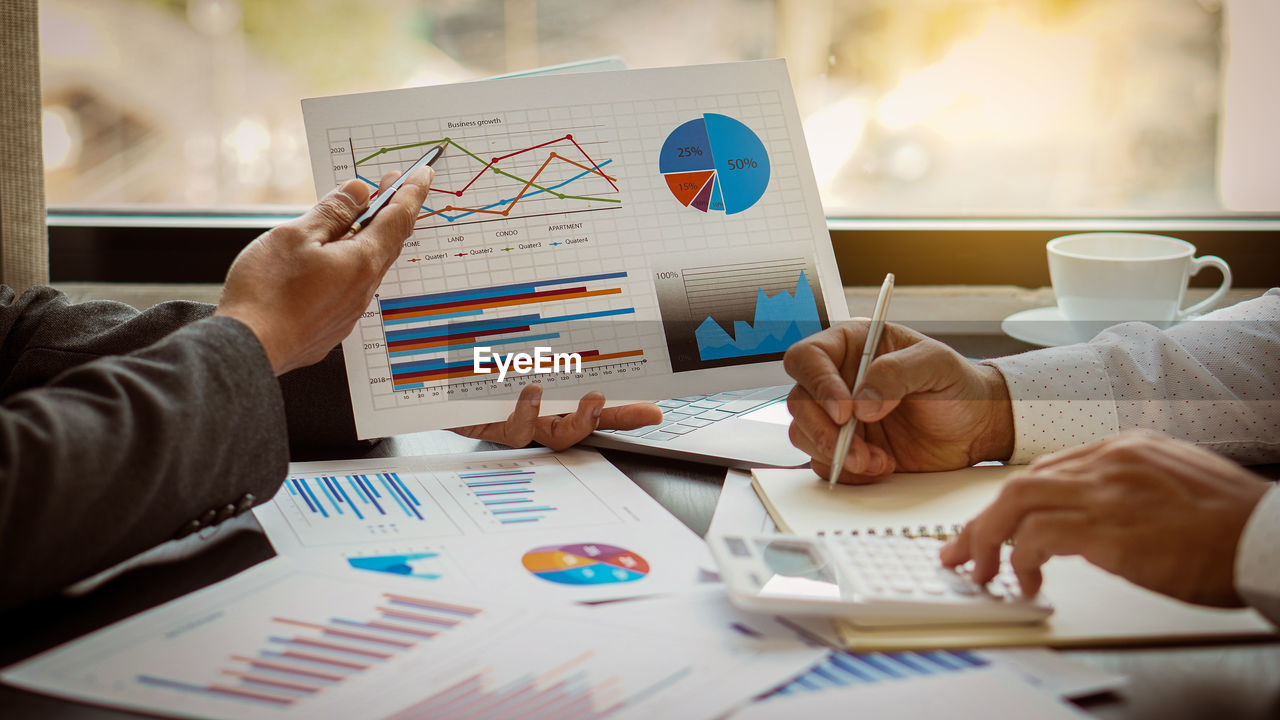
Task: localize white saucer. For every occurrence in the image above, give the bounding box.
[999,306,1103,347]
[1001,306,1192,347]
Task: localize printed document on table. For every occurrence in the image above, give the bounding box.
[253,447,716,603]
[301,59,848,436]
[2,559,826,720]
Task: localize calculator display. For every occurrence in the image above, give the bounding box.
[753,539,841,600]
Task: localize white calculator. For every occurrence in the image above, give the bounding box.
[708,533,1054,628]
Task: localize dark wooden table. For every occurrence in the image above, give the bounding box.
[2,333,1278,719]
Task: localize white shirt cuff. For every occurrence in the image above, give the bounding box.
[1235,484,1280,626]
[985,344,1118,464]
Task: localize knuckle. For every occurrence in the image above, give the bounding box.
[787,422,805,447]
[312,199,349,229]
[1017,514,1054,540]
[999,477,1040,505]
[870,351,904,381]
[272,224,305,245]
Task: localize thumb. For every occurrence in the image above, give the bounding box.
[294,178,371,241]
[853,339,950,422]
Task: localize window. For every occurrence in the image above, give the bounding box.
[40,0,1280,217]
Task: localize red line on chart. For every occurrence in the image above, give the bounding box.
[566,134,618,191]
[416,152,611,221]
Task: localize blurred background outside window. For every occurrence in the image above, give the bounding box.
[37,0,1278,216]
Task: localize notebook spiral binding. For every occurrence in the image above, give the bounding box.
[815,524,965,540]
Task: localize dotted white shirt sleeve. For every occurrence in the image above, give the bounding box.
[988,288,1280,622]
[1236,485,1280,626]
[986,288,1280,465]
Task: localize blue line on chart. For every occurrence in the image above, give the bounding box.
[356,159,615,223]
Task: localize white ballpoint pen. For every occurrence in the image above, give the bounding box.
[828,273,894,487]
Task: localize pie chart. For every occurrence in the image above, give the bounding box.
[659,113,770,215]
[521,542,650,585]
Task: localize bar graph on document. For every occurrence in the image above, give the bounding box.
[375,271,647,403]
[385,652,633,720]
[766,649,991,698]
[280,472,462,547]
[435,459,621,532]
[134,593,483,711]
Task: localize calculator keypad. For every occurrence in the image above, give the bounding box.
[832,535,1022,603]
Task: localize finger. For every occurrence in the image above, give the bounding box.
[596,402,663,431]
[1007,510,1090,598]
[374,170,398,198]
[783,328,861,425]
[851,339,956,423]
[941,475,1091,583]
[787,388,893,478]
[446,385,542,447]
[293,178,372,241]
[783,415,896,481]
[360,166,434,265]
[939,522,974,567]
[809,459,893,485]
[535,392,606,452]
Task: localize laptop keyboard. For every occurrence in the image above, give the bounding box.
[596,386,788,443]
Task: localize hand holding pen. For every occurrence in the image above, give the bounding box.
[784,274,1015,484]
[350,144,445,235]
[827,273,895,487]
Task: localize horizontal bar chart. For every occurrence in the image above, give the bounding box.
[376,272,643,392]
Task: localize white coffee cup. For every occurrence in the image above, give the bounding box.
[1047,232,1232,327]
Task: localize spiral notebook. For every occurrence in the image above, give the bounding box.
[749,466,1276,650]
[749,463,1014,537]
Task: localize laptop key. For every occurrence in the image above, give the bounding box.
[718,397,776,413]
[690,400,725,410]
[680,418,714,428]
[662,424,698,435]
[674,396,706,402]
[613,427,656,437]
[695,409,734,421]
[641,430,684,442]
[656,399,692,410]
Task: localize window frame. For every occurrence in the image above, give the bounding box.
[48,211,1280,289]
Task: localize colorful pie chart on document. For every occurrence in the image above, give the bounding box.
[522,542,650,585]
[659,113,771,215]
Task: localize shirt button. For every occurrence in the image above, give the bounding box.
[236,493,256,514]
[199,509,218,526]
[175,519,201,539]
[216,504,237,522]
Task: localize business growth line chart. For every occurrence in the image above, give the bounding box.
[345,129,622,230]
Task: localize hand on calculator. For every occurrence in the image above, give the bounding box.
[709,533,1053,628]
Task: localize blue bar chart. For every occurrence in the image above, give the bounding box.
[437,461,619,533]
[280,472,461,547]
[767,649,989,697]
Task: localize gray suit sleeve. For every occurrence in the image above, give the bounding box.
[0,286,290,611]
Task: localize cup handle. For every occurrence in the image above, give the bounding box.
[1178,255,1232,320]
